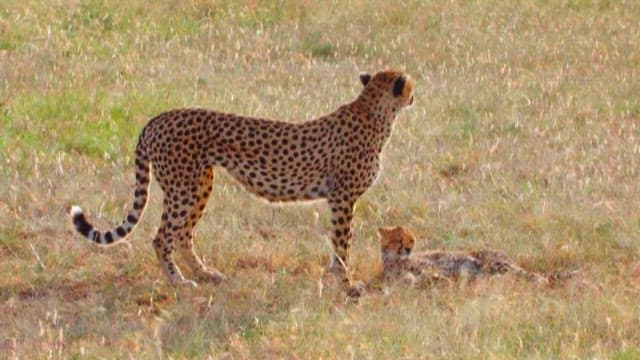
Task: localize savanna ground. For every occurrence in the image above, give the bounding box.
[1,0,640,358]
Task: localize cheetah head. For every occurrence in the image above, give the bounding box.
[378,225,417,261]
[359,70,415,109]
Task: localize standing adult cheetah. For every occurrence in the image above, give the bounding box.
[70,70,415,287]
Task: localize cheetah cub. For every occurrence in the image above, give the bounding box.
[378,226,548,285]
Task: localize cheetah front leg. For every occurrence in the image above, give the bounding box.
[327,195,356,282]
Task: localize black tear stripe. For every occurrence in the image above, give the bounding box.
[393,76,406,97]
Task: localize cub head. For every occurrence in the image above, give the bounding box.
[359,69,415,108]
[378,225,417,261]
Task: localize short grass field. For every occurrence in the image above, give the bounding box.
[2,0,640,358]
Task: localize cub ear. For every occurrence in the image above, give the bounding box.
[359,73,372,87]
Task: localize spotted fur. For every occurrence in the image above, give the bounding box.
[70,70,415,287]
[378,226,548,283]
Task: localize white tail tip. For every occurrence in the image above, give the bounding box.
[70,206,83,217]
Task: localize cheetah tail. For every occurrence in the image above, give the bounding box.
[69,140,151,245]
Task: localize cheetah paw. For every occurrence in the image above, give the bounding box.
[195,269,227,285]
[346,280,367,299]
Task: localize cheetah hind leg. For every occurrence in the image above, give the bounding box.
[177,168,226,285]
[152,218,198,288]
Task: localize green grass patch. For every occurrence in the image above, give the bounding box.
[0,38,15,50]
[301,32,336,60]
[614,348,640,360]
[615,102,640,117]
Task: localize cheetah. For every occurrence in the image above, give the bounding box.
[377,226,549,284]
[69,70,415,287]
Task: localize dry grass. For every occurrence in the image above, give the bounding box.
[1,0,640,358]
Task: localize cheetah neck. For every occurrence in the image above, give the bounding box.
[382,252,410,268]
[348,98,397,150]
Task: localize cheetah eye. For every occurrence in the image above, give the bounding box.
[393,76,406,97]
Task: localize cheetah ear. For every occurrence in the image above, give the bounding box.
[360,73,372,87]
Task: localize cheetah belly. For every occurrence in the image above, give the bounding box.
[226,165,329,202]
